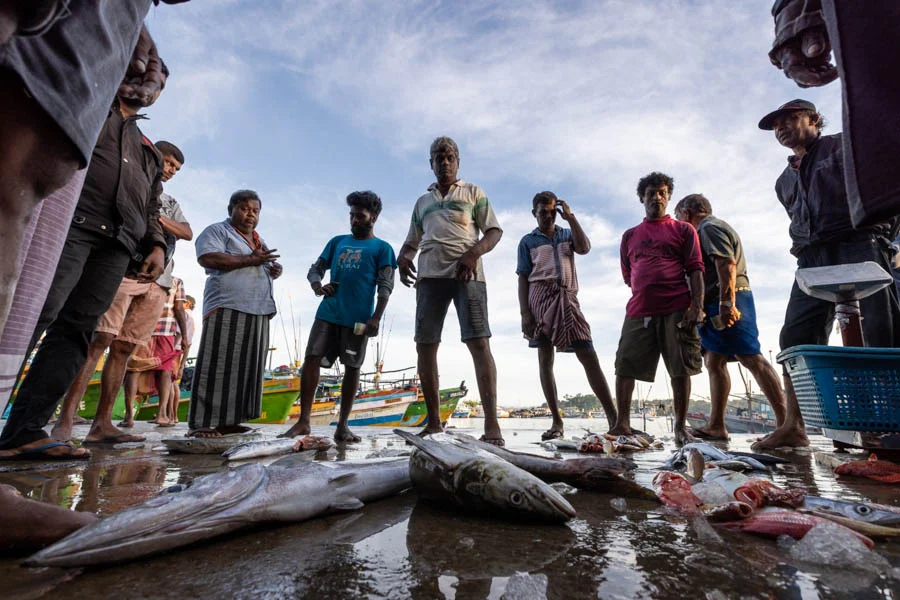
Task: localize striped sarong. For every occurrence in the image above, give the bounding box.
[528,280,592,352]
[188,308,269,429]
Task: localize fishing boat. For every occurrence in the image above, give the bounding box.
[308,382,419,427]
[396,381,467,427]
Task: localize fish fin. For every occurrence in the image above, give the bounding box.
[393,429,455,469]
[331,498,365,511]
[270,450,319,468]
[329,472,357,485]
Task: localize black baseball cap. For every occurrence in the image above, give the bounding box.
[758,99,817,130]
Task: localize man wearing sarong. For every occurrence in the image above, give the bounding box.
[611,172,705,446]
[397,136,505,445]
[674,194,787,441]
[188,190,281,438]
[517,192,616,440]
[282,191,397,443]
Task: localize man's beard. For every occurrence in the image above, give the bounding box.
[351,223,373,237]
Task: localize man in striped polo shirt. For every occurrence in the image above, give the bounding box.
[398,136,504,445]
[517,191,617,440]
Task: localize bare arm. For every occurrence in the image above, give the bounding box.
[397,242,418,287]
[714,256,741,327]
[173,300,188,347]
[557,200,590,254]
[158,216,193,241]
[456,228,503,282]
[680,269,705,328]
[518,274,536,337]
[198,247,278,272]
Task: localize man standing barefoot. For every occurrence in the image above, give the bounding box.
[517,192,616,439]
[397,137,504,445]
[282,191,396,443]
[611,172,705,446]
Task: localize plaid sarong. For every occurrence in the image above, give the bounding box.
[528,280,592,351]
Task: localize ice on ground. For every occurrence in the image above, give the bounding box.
[788,521,890,575]
[609,497,627,512]
[364,448,412,458]
[549,482,577,495]
[501,573,548,600]
[690,517,723,544]
[776,534,796,552]
[691,482,732,506]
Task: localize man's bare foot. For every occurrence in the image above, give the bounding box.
[84,423,144,444]
[690,426,729,441]
[607,425,633,436]
[280,422,311,439]
[334,426,361,443]
[49,421,73,442]
[0,484,98,553]
[750,426,809,450]
[117,419,135,428]
[72,415,90,425]
[674,427,696,447]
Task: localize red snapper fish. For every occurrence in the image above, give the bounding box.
[653,472,703,515]
[834,454,900,483]
[718,509,875,548]
[733,478,805,509]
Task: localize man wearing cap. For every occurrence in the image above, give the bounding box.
[755,99,900,449]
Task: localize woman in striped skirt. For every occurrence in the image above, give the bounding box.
[188,190,282,437]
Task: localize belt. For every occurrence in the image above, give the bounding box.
[736,286,751,292]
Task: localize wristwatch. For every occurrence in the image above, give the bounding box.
[719,300,733,307]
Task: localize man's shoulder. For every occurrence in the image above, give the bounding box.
[371,236,395,252]
[456,180,486,198]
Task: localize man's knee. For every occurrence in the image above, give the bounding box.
[109,339,135,357]
[465,337,490,353]
[704,352,728,372]
[89,331,115,352]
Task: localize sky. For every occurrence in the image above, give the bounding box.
[138,0,844,407]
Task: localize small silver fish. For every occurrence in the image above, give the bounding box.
[162,432,264,455]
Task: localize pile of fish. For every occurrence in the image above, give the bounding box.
[542,431,663,454]
[653,448,900,548]
[662,442,787,475]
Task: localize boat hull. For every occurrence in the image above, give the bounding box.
[397,384,466,427]
[309,387,417,427]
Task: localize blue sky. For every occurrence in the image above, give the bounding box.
[138,1,843,406]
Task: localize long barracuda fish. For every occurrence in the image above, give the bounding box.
[394,429,576,523]
[25,455,412,568]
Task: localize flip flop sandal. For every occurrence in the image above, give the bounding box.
[0,441,91,461]
[541,430,564,441]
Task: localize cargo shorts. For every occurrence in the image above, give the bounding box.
[414,278,491,344]
[614,310,702,382]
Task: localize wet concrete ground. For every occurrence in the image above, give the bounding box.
[2,417,899,599]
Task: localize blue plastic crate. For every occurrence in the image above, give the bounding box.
[777,345,900,431]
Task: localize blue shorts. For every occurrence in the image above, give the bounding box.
[699,290,762,360]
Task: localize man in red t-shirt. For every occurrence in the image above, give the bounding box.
[610,172,705,446]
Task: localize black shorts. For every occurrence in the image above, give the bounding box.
[414,278,491,343]
[306,318,368,369]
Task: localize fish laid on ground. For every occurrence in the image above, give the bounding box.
[652,472,703,515]
[801,495,900,528]
[162,432,264,455]
[703,501,754,522]
[540,438,581,452]
[727,451,790,465]
[394,429,576,523]
[223,435,334,461]
[834,453,900,483]
[733,479,805,509]
[684,447,706,481]
[25,455,412,567]
[717,508,875,548]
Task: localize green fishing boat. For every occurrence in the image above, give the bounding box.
[397,380,467,427]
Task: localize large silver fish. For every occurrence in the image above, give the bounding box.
[162,432,264,454]
[25,455,412,568]
[802,495,900,528]
[394,429,576,523]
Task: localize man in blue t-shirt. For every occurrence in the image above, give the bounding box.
[282,191,397,442]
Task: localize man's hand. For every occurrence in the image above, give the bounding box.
[249,247,279,266]
[768,0,838,88]
[678,304,705,330]
[136,246,165,282]
[364,316,380,337]
[455,250,478,282]
[521,311,537,338]
[398,254,417,287]
[557,199,574,222]
[118,26,168,106]
[268,261,283,279]
[313,282,338,297]
[719,304,742,328]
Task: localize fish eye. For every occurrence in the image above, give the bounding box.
[856,505,872,515]
[509,491,523,505]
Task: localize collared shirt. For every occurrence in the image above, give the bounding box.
[516,226,578,291]
[620,215,704,318]
[153,277,186,336]
[697,215,750,299]
[155,191,188,289]
[195,219,277,317]
[404,179,502,281]
[776,133,893,256]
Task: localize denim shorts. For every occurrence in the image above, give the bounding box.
[415,279,491,344]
